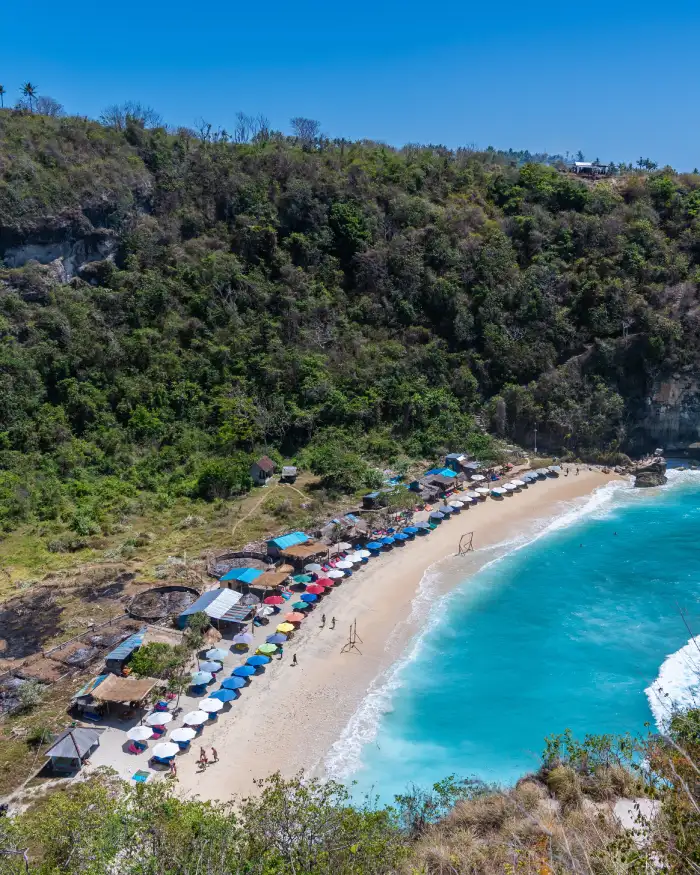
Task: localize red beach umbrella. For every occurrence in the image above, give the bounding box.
[305,584,325,595]
[315,578,334,587]
[264,595,285,605]
[284,612,305,623]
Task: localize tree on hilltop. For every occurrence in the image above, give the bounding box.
[0,85,5,108]
[20,82,37,112]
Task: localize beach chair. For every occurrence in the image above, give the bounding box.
[128,743,141,755]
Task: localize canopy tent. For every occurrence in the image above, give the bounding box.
[91,675,161,704]
[45,727,103,762]
[219,567,264,584]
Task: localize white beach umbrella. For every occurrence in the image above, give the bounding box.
[199,698,224,713]
[491,487,507,496]
[358,549,371,558]
[304,563,323,572]
[327,569,344,579]
[347,552,364,563]
[183,710,209,726]
[232,632,254,645]
[449,500,464,508]
[336,560,353,570]
[151,742,179,759]
[257,605,275,617]
[127,725,153,741]
[336,541,352,550]
[471,474,486,481]
[145,711,173,726]
[205,648,229,662]
[170,727,197,743]
[475,487,490,495]
[503,482,517,491]
[511,479,526,487]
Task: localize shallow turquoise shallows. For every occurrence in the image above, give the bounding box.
[340,472,700,802]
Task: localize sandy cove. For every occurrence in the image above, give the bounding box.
[176,469,623,800]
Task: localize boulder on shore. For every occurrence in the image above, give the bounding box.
[633,456,667,488]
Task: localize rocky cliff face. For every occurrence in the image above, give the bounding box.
[637,374,700,454]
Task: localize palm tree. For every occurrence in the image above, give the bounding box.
[0,86,5,108]
[20,82,37,112]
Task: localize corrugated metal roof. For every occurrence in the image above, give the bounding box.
[268,531,309,550]
[220,603,255,623]
[180,588,242,620]
[105,631,145,664]
[179,589,223,617]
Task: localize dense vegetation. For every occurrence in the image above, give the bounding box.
[1,107,699,536]
[3,714,700,874]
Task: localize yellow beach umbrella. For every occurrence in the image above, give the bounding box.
[276,622,295,633]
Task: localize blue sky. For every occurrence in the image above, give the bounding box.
[4,0,700,168]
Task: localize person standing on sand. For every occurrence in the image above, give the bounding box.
[330,617,336,629]
[320,614,326,627]
[199,747,208,767]
[292,654,298,666]
[278,645,284,660]
[211,747,218,763]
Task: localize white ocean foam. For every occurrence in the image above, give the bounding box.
[646,636,700,731]
[326,473,692,781]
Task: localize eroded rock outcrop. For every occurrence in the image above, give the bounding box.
[633,456,667,488]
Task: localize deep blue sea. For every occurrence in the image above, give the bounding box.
[327,470,700,802]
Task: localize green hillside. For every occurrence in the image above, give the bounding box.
[1,108,698,537]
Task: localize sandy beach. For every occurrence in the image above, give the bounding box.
[175,468,623,800]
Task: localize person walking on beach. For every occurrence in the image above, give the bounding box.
[211,746,218,763]
[320,614,326,628]
[292,654,298,667]
[199,747,208,767]
[330,616,336,630]
[278,645,284,660]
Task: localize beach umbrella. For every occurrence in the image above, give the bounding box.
[221,677,246,690]
[291,601,311,610]
[264,595,285,605]
[205,648,228,662]
[145,711,173,726]
[306,584,325,594]
[327,569,345,579]
[358,549,371,558]
[170,727,197,742]
[503,483,517,492]
[266,633,288,644]
[429,511,444,520]
[449,500,465,508]
[152,742,179,759]
[475,487,490,495]
[315,577,334,587]
[127,725,153,742]
[277,624,296,635]
[183,710,209,726]
[232,632,254,646]
[191,671,213,686]
[393,532,409,541]
[491,487,507,496]
[300,592,318,603]
[334,541,352,551]
[437,505,454,514]
[257,605,275,618]
[232,665,256,677]
[403,526,419,534]
[247,654,271,666]
[209,688,238,702]
[256,643,278,655]
[336,560,353,570]
[199,661,222,673]
[365,541,382,551]
[380,537,395,546]
[471,474,486,482]
[199,698,224,713]
[346,552,363,563]
[511,479,526,487]
[292,574,312,584]
[304,563,322,573]
[284,612,304,623]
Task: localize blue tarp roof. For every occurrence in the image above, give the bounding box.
[268,531,309,550]
[425,468,458,479]
[105,631,145,664]
[219,567,264,584]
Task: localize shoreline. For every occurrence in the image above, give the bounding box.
[175,469,623,801]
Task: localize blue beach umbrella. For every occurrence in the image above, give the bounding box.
[232,665,256,678]
[209,688,238,702]
[381,536,395,546]
[366,541,382,551]
[403,526,419,534]
[291,601,311,611]
[292,574,313,584]
[191,671,213,685]
[247,655,271,667]
[437,505,454,514]
[266,633,288,644]
[221,676,246,690]
[199,661,222,673]
[300,592,317,603]
[393,532,409,541]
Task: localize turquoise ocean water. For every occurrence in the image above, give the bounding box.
[326,471,700,802]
